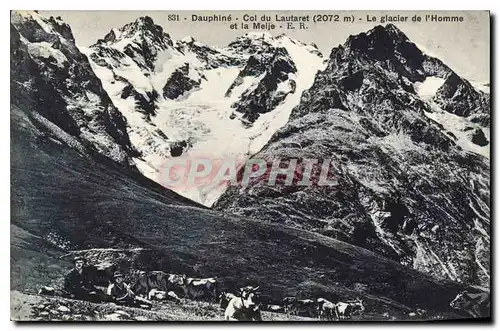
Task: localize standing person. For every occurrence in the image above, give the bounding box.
[107,271,152,308]
[64,256,111,303]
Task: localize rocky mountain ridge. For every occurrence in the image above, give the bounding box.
[10,11,138,165]
[215,24,490,288]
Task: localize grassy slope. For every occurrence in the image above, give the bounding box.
[11,104,468,319]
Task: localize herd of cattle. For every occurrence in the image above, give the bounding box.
[129,271,491,321]
[129,270,366,321]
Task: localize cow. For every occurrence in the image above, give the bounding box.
[131,271,185,297]
[406,308,427,319]
[289,299,317,317]
[38,286,56,296]
[266,304,284,313]
[218,291,236,309]
[334,298,365,320]
[224,286,262,321]
[316,298,336,320]
[147,289,181,303]
[450,290,490,318]
[282,297,297,313]
[181,276,218,302]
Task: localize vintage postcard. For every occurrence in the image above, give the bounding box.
[10,10,490,321]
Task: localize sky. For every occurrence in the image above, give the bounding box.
[42,10,490,82]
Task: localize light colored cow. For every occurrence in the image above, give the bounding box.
[316,297,336,320]
[147,288,181,303]
[218,292,236,309]
[224,286,262,321]
[38,286,56,296]
[266,304,284,313]
[334,298,365,320]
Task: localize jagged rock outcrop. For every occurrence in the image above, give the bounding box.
[87,16,176,119]
[227,47,297,124]
[343,25,451,81]
[176,36,242,68]
[469,128,489,147]
[224,33,321,126]
[87,16,219,110]
[162,63,203,100]
[434,72,490,126]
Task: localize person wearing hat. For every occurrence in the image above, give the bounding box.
[107,271,152,308]
[107,271,133,302]
[64,256,110,303]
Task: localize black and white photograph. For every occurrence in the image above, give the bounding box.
[10,10,491,322]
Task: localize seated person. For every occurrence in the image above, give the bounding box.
[64,256,111,303]
[107,271,152,308]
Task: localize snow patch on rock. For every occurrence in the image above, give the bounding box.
[27,42,68,67]
[424,102,489,158]
[414,77,445,100]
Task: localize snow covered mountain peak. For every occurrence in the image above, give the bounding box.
[340,24,451,84]
[95,16,173,50]
[175,36,241,69]
[226,32,322,58]
[345,24,410,53]
[372,23,408,41]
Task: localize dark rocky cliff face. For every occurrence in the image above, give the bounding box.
[162,63,204,100]
[10,11,136,165]
[342,24,451,82]
[227,47,297,124]
[215,24,490,288]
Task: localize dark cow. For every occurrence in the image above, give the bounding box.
[450,290,490,318]
[181,276,218,302]
[282,297,297,313]
[224,286,262,321]
[334,298,365,320]
[289,299,317,317]
[131,271,185,297]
